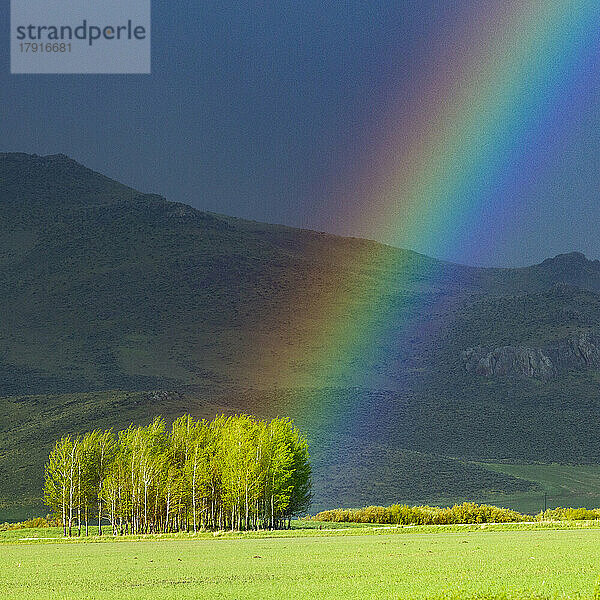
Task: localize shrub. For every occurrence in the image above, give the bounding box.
[0,514,58,531]
[314,503,528,525]
[536,507,600,521]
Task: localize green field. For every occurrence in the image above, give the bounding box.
[473,463,600,514]
[483,463,600,497]
[2,523,600,599]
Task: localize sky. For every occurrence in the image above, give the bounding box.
[2,1,600,267]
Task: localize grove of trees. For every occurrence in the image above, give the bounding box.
[43,414,311,536]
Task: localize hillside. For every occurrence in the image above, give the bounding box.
[2,152,600,516]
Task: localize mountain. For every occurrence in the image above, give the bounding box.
[2,152,600,518]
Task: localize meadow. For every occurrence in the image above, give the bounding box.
[477,463,600,513]
[2,522,600,599]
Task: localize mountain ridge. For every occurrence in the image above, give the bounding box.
[5,152,598,271]
[2,152,600,515]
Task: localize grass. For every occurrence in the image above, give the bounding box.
[472,464,600,514]
[0,523,599,599]
[482,464,600,497]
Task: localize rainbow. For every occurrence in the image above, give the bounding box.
[251,2,600,414]
[342,1,600,256]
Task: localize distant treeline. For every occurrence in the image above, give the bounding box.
[6,504,600,533]
[314,504,600,525]
[537,507,600,521]
[44,414,311,536]
[314,503,527,525]
[0,516,60,532]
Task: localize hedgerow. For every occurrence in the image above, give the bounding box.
[314,502,527,525]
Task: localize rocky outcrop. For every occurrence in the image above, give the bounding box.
[463,332,600,379]
[463,346,555,379]
[546,331,600,371]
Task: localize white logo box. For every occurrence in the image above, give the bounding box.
[11,0,151,74]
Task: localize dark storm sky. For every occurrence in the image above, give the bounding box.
[2,1,600,267]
